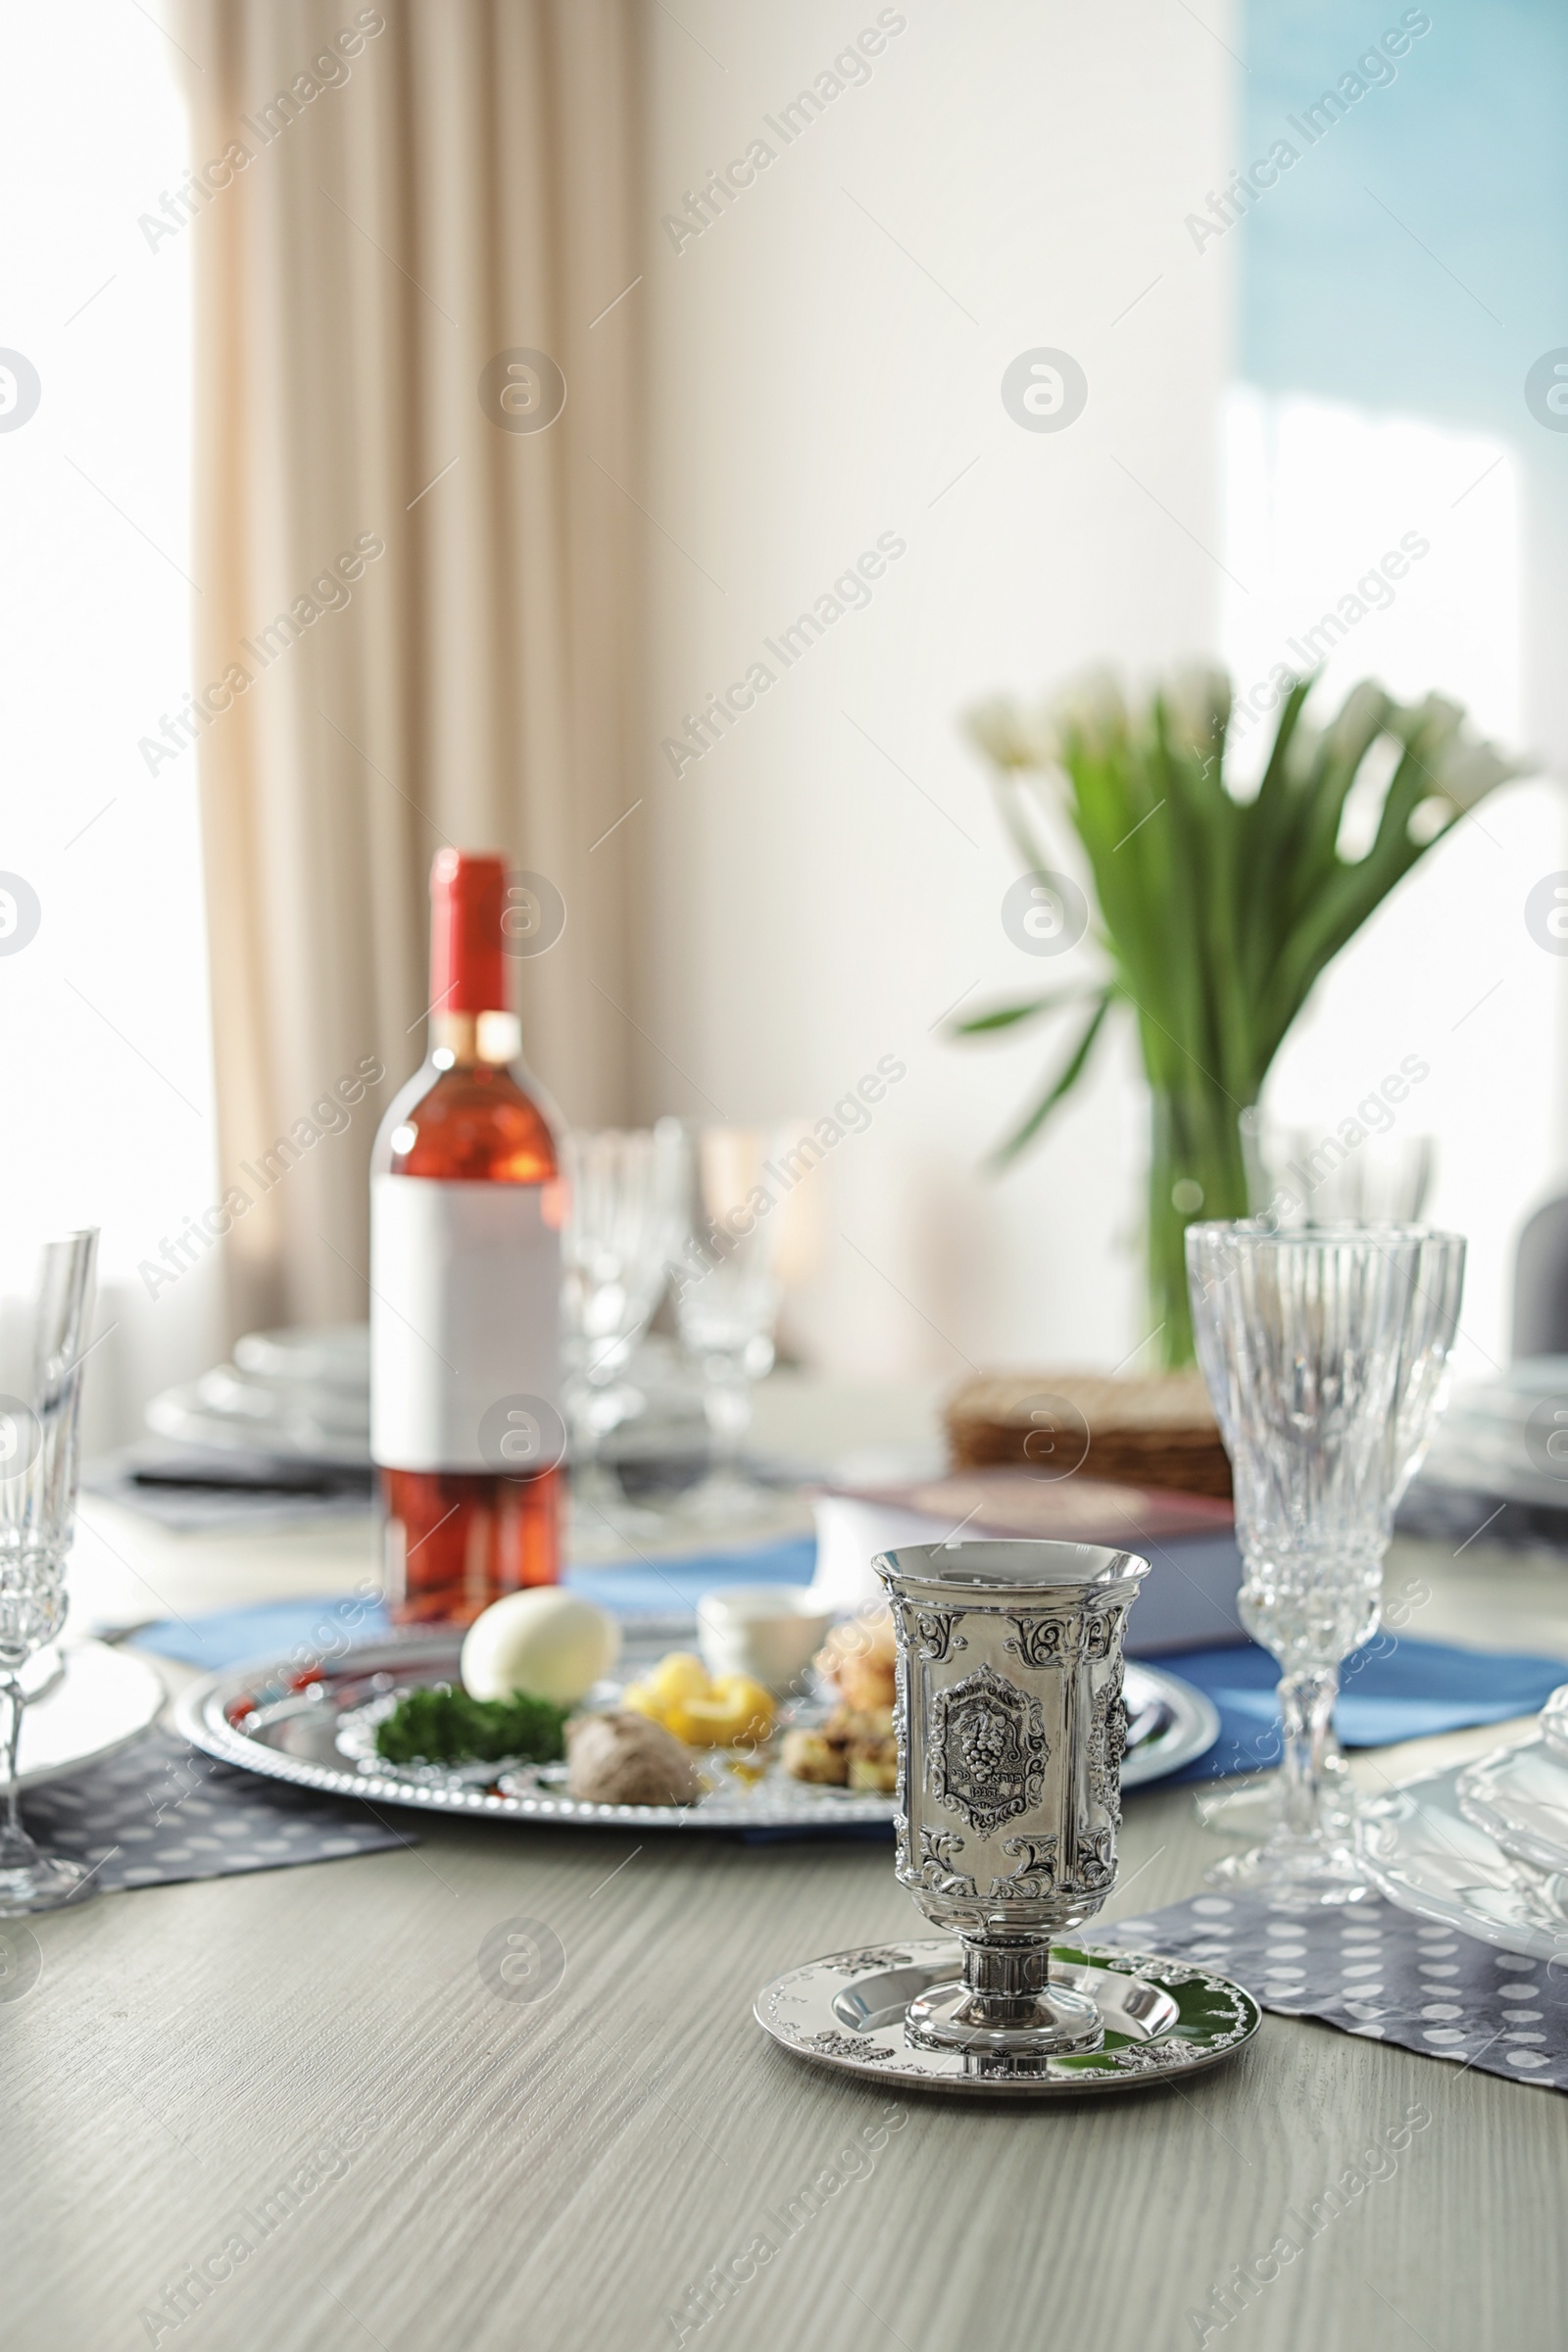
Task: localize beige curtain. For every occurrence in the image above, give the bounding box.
[175,0,643,1339]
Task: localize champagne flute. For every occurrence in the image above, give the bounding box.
[561,1121,687,1541]
[671,1126,794,1523]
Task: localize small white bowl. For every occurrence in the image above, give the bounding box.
[696,1586,835,1695]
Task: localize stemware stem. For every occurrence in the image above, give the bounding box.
[702,1354,751,1468]
[1278,1666,1338,1840]
[0,1677,33,1867]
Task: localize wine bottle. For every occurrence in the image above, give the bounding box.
[370,849,564,1623]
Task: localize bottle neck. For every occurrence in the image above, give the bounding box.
[427,850,511,1059]
[431,1010,521,1067]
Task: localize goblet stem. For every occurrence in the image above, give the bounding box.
[702,1356,752,1468]
[0,1676,36,1868]
[680,1356,769,1522]
[1205,1655,1368,1901]
[0,1664,92,1912]
[1278,1665,1339,1840]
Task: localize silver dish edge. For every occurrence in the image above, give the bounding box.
[753,1938,1263,2098]
[172,1628,1219,1833]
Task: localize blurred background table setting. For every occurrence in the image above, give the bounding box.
[13,4,1568,2345]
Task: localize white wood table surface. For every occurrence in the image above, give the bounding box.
[10,1379,1568,2352]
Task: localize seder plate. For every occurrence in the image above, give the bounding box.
[172,1627,1219,1833]
[754,1938,1262,2097]
[1356,1763,1568,1964]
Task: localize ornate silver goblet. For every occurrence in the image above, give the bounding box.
[875,1539,1150,2058]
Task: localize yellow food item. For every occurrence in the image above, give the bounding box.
[620,1655,776,1748]
[675,1675,775,1748]
[648,1651,710,1706]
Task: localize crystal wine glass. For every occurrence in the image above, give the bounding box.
[561,1121,687,1540]
[1204,1112,1430,1838]
[1240,1106,1436,1228]
[0,1230,100,1914]
[1186,1221,1464,1904]
[1203,1213,1457,1835]
[671,1125,794,1524]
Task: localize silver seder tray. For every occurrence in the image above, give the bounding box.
[173,1623,1219,1833]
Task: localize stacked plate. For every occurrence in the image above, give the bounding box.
[146,1324,370,1467]
[1357,1687,1568,1963]
[1410,1357,1568,1513]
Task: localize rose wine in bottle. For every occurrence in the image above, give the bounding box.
[370,849,564,1624]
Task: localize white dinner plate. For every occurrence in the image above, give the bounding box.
[15,1639,166,1789]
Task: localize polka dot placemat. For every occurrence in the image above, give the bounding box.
[1102,1891,1568,2091]
[22,1730,410,1895]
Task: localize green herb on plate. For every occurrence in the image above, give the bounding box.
[373,1684,569,1767]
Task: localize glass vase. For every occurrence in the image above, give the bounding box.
[1147,1086,1252,1368]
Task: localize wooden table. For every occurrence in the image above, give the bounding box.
[11,1382,1568,2351]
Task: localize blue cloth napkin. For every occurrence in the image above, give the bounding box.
[1165,1630,1568,1786]
[126,1537,818,1671]
[565,1537,816,1618]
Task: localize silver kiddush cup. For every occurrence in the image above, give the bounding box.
[875,1540,1151,2058]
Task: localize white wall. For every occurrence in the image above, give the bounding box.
[0,2,219,1445]
[637,0,1237,1381]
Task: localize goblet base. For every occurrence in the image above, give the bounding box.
[676,1468,772,1526]
[905,1935,1106,2057]
[1196,1744,1358,1840]
[906,1975,1103,2058]
[1204,1834,1373,1908]
[566,1466,667,1552]
[0,1848,95,1916]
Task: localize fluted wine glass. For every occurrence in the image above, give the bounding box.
[1186,1222,1464,1904]
[671,1125,795,1523]
[561,1122,687,1541]
[1239,1105,1436,1229]
[0,1230,100,1914]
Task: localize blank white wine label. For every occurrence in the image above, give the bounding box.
[370,1175,561,1472]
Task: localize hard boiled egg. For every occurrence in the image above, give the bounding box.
[460,1590,619,1708]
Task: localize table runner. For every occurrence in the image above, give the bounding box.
[22,1727,409,1895]
[1102,1890,1568,2090]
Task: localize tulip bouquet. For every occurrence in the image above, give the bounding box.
[959,668,1523,1364]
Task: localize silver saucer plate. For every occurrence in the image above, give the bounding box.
[754,1938,1262,2097]
[1356,1762,1568,1963]
[172,1626,1218,1831]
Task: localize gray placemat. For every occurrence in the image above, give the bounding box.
[1102,1890,1567,2090]
[24,1730,411,1895]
